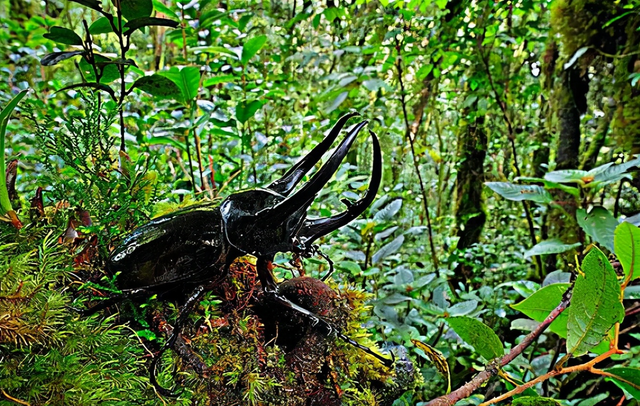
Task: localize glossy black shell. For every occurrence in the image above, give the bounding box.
[108,204,229,291]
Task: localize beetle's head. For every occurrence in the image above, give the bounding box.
[220,112,382,259]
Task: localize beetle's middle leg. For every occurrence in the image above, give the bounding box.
[150,284,206,396]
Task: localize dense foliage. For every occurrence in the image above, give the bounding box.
[1,0,640,405]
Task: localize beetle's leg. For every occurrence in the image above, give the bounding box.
[76,288,148,316]
[256,257,278,292]
[150,285,206,397]
[265,290,394,368]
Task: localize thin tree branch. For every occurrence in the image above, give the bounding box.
[425,288,572,406]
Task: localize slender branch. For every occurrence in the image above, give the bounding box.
[425,288,572,406]
[395,39,439,271]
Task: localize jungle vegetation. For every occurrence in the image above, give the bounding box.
[1,0,640,405]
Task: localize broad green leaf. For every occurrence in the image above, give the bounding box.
[89,17,116,34]
[338,261,361,275]
[590,155,640,184]
[576,207,617,252]
[124,17,178,35]
[146,135,186,151]
[373,199,402,221]
[203,75,236,87]
[159,66,201,103]
[512,283,570,338]
[567,248,624,356]
[447,316,504,361]
[614,222,640,282]
[78,56,120,84]
[544,169,588,184]
[447,300,478,316]
[241,35,267,65]
[40,51,86,66]
[43,26,83,45]
[485,182,552,204]
[192,46,239,59]
[512,397,560,406]
[131,75,182,99]
[153,0,179,20]
[516,176,580,197]
[524,239,580,258]
[0,90,28,218]
[325,91,348,114]
[235,100,264,124]
[372,235,404,264]
[121,0,153,20]
[603,367,640,398]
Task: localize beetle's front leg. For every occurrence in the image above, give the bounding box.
[265,286,395,368]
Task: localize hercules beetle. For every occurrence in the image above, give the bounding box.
[85,112,392,394]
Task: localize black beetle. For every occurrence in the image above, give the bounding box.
[85,112,391,394]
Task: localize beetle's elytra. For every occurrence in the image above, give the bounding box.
[88,112,391,395]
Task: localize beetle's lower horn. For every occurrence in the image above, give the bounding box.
[259,120,369,225]
[298,130,382,246]
[268,112,360,196]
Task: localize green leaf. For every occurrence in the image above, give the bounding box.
[325,91,348,114]
[192,46,240,59]
[614,222,640,282]
[524,239,581,258]
[512,283,571,338]
[124,17,178,36]
[516,176,581,197]
[203,75,236,87]
[447,316,504,361]
[43,26,83,45]
[235,100,264,124]
[89,17,116,34]
[567,248,624,356]
[0,90,29,217]
[576,207,617,252]
[159,66,201,103]
[544,169,588,184]
[512,397,561,406]
[603,367,640,398]
[78,55,120,84]
[485,182,553,205]
[131,75,182,99]
[590,155,640,185]
[241,35,267,65]
[120,0,153,20]
[40,51,86,66]
[372,235,404,264]
[153,0,179,20]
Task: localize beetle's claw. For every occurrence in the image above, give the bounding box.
[150,352,182,398]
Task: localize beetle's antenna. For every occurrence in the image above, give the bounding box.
[317,249,335,282]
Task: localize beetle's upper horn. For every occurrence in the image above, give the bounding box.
[298,130,382,246]
[258,119,370,226]
[268,112,360,196]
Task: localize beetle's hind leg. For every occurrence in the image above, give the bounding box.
[150,285,206,397]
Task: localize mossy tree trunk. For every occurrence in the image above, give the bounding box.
[453,108,488,283]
